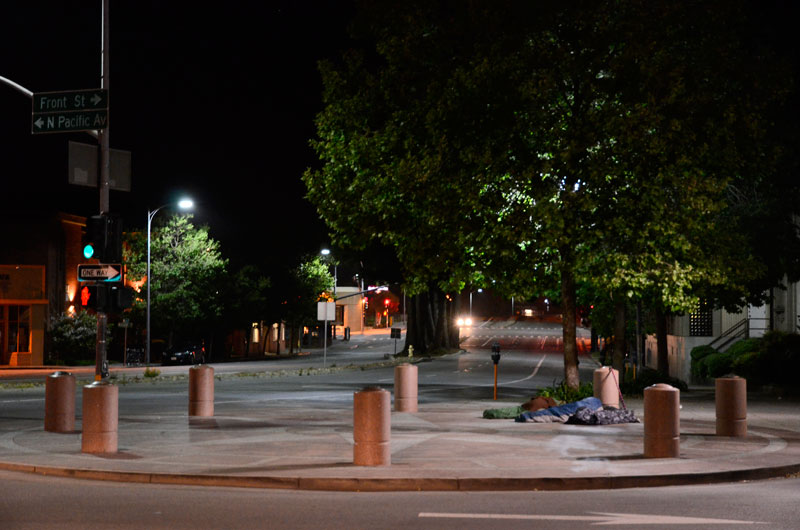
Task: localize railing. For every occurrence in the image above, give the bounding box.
[708,318,749,352]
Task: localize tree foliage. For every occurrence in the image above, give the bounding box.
[305,0,795,377]
[124,214,228,343]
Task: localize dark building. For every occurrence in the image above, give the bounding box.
[1,210,84,365]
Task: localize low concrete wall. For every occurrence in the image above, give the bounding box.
[644,334,709,384]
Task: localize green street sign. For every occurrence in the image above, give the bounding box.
[31,109,108,134]
[32,89,108,113]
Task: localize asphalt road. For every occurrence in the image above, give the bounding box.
[2,469,798,529]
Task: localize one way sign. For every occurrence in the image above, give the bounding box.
[78,264,122,282]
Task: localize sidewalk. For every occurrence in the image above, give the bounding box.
[1,387,799,491]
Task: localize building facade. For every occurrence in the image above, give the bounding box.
[0,211,84,366]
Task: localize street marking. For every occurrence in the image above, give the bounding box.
[418,512,767,525]
[481,337,495,348]
[503,355,546,385]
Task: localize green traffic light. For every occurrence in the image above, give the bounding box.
[83,244,95,259]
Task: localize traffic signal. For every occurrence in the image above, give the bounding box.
[82,214,122,262]
[78,284,135,313]
[79,284,108,310]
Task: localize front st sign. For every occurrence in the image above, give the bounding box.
[33,89,108,113]
[78,264,122,282]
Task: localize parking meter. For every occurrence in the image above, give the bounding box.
[491,342,501,399]
[491,342,501,364]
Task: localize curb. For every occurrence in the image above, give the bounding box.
[2,460,799,492]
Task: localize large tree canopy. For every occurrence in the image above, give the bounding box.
[304,0,795,376]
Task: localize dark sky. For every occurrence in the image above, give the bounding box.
[1,1,356,268]
[3,1,799,276]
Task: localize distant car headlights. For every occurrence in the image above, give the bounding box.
[457,317,473,326]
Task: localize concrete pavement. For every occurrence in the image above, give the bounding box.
[1,374,799,491]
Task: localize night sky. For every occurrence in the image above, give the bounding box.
[1,1,355,268]
[3,1,799,276]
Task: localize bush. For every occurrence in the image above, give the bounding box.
[690,345,718,379]
[703,351,735,378]
[49,311,113,365]
[758,331,800,385]
[725,338,760,359]
[731,351,763,381]
[537,381,594,404]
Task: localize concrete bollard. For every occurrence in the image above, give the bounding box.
[593,366,620,408]
[81,381,118,454]
[716,376,747,437]
[45,371,76,433]
[353,387,391,466]
[643,383,680,458]
[189,365,215,417]
[394,363,418,412]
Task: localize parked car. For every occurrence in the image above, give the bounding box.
[161,343,205,365]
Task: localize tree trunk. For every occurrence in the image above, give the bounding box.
[655,306,669,375]
[561,268,580,389]
[613,298,627,373]
[404,286,459,354]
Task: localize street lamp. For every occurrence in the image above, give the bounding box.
[146,198,193,365]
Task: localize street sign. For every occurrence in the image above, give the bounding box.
[33,89,108,113]
[78,264,122,282]
[32,110,108,134]
[317,301,335,321]
[68,141,132,192]
[391,328,401,339]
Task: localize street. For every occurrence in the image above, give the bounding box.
[2,318,798,529]
[2,469,798,529]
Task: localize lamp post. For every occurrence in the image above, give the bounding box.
[146,198,193,365]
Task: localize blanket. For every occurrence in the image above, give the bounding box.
[514,397,603,423]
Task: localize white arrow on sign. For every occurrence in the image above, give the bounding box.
[34,117,44,129]
[78,264,122,281]
[91,93,102,106]
[419,512,766,525]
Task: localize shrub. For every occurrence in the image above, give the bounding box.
[143,367,160,378]
[703,351,734,378]
[731,351,763,381]
[758,331,800,385]
[690,345,718,379]
[725,338,760,359]
[537,381,594,404]
[49,311,113,365]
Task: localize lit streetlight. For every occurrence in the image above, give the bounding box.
[146,198,193,365]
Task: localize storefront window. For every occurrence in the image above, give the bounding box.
[6,305,31,352]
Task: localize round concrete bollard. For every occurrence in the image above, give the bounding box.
[45,371,76,433]
[716,376,747,437]
[643,383,680,458]
[593,366,620,408]
[353,387,391,466]
[81,381,118,454]
[394,363,418,412]
[189,365,215,417]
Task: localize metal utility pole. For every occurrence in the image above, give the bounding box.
[95,0,111,381]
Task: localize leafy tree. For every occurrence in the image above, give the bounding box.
[278,256,334,354]
[305,0,794,384]
[124,214,228,347]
